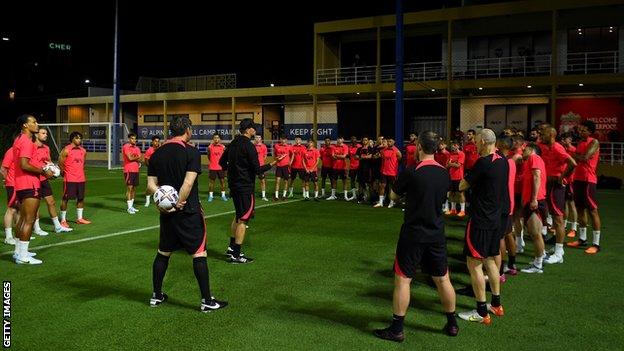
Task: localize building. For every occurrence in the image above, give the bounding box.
[57,0,624,162]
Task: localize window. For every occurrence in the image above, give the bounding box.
[144,115,163,122]
[568,26,618,53]
[201,113,218,121]
[236,112,253,121]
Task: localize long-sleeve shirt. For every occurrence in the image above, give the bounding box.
[219,135,272,194]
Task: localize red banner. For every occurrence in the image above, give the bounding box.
[556,97,624,141]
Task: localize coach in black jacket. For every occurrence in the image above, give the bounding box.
[219,118,277,264]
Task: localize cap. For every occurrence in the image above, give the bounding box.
[239,118,258,132]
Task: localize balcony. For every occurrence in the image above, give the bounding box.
[316,51,619,86]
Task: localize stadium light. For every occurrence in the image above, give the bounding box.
[2,37,9,41]
[527,85,532,88]
[478,87,483,90]
[84,79,91,84]
[269,83,275,87]
[356,92,360,95]
[431,89,435,92]
[578,83,584,87]
[392,90,396,93]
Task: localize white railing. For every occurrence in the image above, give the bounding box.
[565,51,619,74]
[316,51,620,85]
[600,142,624,165]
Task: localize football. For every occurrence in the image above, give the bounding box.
[153,185,179,210]
[43,163,61,178]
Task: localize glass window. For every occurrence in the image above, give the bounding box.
[144,115,163,122]
[201,113,218,121]
[236,112,254,121]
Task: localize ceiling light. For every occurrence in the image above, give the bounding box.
[478,87,483,90]
[431,89,435,92]
[527,85,532,88]
[578,83,584,87]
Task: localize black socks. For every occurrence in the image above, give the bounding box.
[477,301,488,317]
[193,256,212,301]
[491,294,501,308]
[152,253,170,297]
[390,314,404,334]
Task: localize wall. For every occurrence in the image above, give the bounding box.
[284,103,338,139]
[460,96,549,131]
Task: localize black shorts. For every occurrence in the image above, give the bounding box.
[303,171,318,183]
[573,181,598,211]
[124,172,139,186]
[394,238,449,278]
[275,166,290,179]
[232,192,255,222]
[63,182,86,201]
[40,179,53,198]
[565,183,574,201]
[450,180,461,192]
[463,220,500,259]
[290,168,306,181]
[371,166,382,181]
[514,193,522,213]
[499,214,512,239]
[5,186,18,209]
[546,179,566,217]
[522,200,548,225]
[332,169,346,180]
[358,167,371,184]
[380,175,396,185]
[209,170,226,180]
[159,211,206,255]
[321,167,332,179]
[14,188,41,206]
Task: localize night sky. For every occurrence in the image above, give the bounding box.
[1,0,500,120]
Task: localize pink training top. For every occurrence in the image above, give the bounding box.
[573,137,599,184]
[144,147,156,161]
[13,133,41,191]
[255,143,268,165]
[2,147,15,187]
[32,144,51,181]
[208,143,225,171]
[122,143,141,173]
[63,144,87,183]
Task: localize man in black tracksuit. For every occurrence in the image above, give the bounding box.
[219,118,276,264]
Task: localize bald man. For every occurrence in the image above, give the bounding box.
[457,129,509,325]
[539,128,576,264]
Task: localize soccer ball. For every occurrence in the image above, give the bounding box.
[153,185,179,210]
[43,163,61,178]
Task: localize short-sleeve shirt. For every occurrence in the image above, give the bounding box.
[434,149,450,167]
[148,139,202,214]
[332,144,349,170]
[348,144,361,170]
[405,143,418,167]
[381,146,400,176]
[464,152,509,229]
[291,144,307,169]
[521,153,547,205]
[392,159,449,243]
[208,143,225,171]
[144,147,156,161]
[320,145,334,168]
[274,143,292,167]
[32,144,51,181]
[573,137,599,184]
[448,150,465,181]
[63,145,87,183]
[463,142,478,170]
[13,133,41,191]
[255,143,268,165]
[122,143,141,173]
[539,142,570,177]
[304,148,320,170]
[1,147,15,187]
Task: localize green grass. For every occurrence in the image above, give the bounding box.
[1,167,623,350]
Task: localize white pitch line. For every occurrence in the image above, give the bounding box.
[0,199,302,256]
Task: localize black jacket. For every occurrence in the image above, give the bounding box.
[219,135,272,193]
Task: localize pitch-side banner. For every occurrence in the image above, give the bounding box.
[556,97,624,141]
[283,124,338,140]
[137,125,263,140]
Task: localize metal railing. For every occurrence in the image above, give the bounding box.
[600,142,624,165]
[565,51,619,74]
[316,51,620,85]
[135,74,237,93]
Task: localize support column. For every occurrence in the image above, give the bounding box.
[376,26,381,137]
[550,10,558,125]
[105,102,109,123]
[446,20,453,138]
[231,97,237,137]
[162,100,168,139]
[312,94,318,143]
